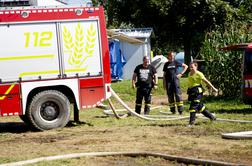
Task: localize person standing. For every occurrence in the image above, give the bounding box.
[187,62,218,125]
[132,56,158,115]
[163,52,188,114]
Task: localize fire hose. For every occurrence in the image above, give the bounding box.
[107,88,252,140]
[0,151,245,166]
[107,89,190,121]
[1,88,250,166]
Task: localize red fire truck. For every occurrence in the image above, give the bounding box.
[221,43,252,104]
[0,5,111,130]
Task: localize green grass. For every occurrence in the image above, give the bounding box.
[112,78,251,111]
[0,78,252,165]
[111,78,188,101]
[111,78,252,124]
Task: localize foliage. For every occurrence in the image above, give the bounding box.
[93,0,251,65]
[94,1,238,58]
[94,0,252,98]
[198,21,252,97]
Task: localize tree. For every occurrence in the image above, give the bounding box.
[100,0,238,64]
[95,0,251,66]
[198,21,252,97]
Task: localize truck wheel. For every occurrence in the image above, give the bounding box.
[27,90,70,131]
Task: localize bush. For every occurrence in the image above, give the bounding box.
[198,21,252,97]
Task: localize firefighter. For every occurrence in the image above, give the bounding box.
[163,52,188,114]
[132,56,158,115]
[187,62,218,126]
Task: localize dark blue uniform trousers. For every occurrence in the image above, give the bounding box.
[135,87,152,115]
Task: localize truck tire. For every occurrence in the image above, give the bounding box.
[27,90,70,131]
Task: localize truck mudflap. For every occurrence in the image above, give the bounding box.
[0,83,21,116]
[79,77,107,108]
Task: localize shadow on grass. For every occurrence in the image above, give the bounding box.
[214,108,252,114]
[66,120,93,127]
[202,96,252,114]
[94,115,110,118]
[0,122,30,133]
[141,123,186,127]
[0,120,94,133]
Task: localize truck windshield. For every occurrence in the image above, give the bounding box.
[244,50,252,74]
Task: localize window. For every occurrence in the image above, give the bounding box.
[244,50,252,74]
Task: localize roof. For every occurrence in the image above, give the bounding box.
[107,29,145,45]
[113,28,153,38]
[219,43,252,51]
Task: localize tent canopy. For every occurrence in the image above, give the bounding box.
[107,29,144,45]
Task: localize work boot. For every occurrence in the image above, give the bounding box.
[144,106,150,115]
[178,106,184,115]
[202,109,216,121]
[189,112,196,125]
[135,105,141,114]
[170,107,176,114]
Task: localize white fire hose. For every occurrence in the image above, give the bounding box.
[107,88,252,140]
[0,151,245,166]
[222,131,252,139]
[1,88,251,166]
[108,88,190,121]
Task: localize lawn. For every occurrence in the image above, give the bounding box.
[0,78,251,165]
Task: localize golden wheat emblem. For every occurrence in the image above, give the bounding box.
[63,23,96,68]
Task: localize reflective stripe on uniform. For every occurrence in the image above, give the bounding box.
[136,103,142,106]
[199,106,206,112]
[194,100,200,103]
[198,87,203,93]
[176,101,183,106]
[169,103,176,108]
[189,109,196,113]
[145,103,151,107]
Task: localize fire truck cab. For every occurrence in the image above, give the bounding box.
[0,2,111,130]
[242,44,252,104]
[221,43,252,104]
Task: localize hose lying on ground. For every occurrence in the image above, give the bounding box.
[0,151,245,166]
[109,88,190,121]
[105,101,170,119]
[222,131,252,140]
[109,88,252,123]
[109,88,252,140]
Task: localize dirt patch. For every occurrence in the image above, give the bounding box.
[152,94,188,106]
[0,110,251,165]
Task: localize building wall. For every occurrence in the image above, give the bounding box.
[120,38,151,80]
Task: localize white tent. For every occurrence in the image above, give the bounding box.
[110,28,153,80]
[151,55,168,78]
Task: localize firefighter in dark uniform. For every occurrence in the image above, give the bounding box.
[163,52,188,114]
[187,62,218,126]
[132,56,158,115]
